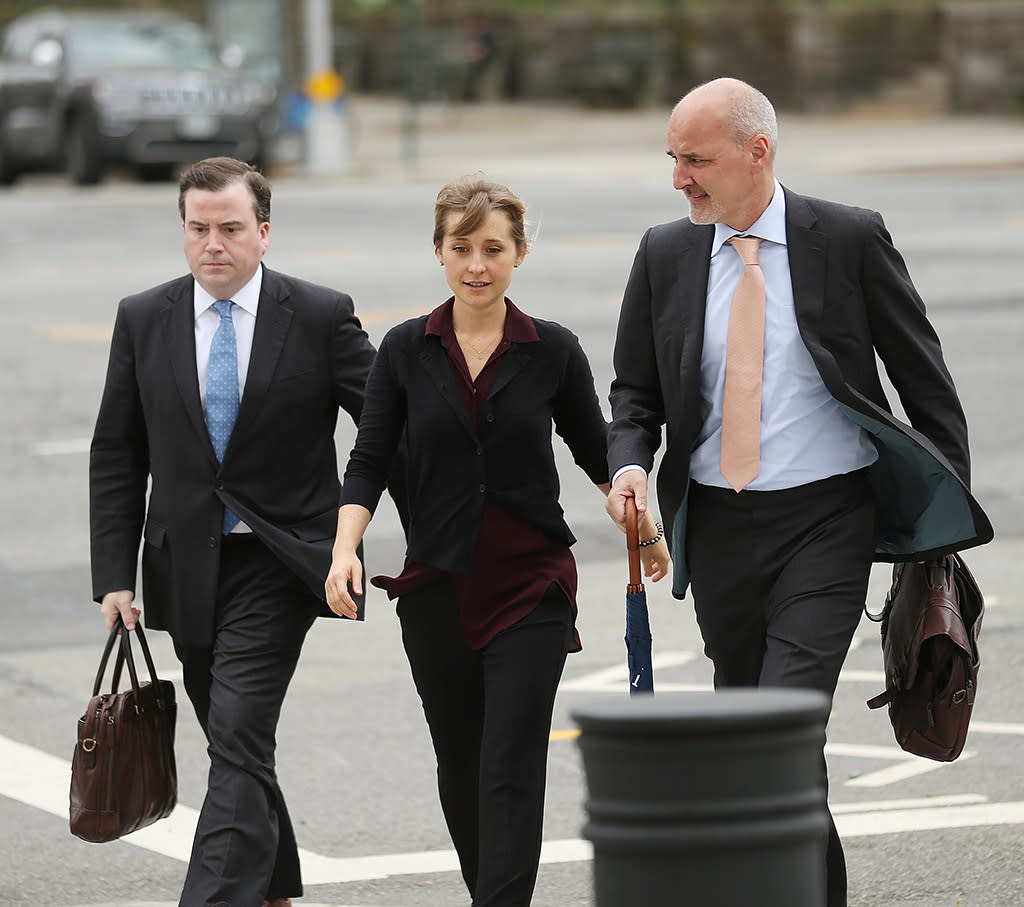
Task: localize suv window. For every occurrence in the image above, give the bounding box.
[66,20,220,70]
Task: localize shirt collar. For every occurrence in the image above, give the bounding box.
[193,264,263,320]
[711,179,787,258]
[425,297,540,343]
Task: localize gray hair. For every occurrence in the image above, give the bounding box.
[729,86,778,160]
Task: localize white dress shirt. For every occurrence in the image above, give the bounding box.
[194,265,263,531]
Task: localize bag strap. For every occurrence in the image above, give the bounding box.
[93,616,162,701]
[864,562,904,623]
[91,619,123,697]
[625,497,642,592]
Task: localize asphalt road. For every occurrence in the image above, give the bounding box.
[2,97,1023,906]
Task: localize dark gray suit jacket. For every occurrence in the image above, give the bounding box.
[608,186,993,598]
[90,265,376,646]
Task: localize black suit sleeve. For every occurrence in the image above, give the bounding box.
[608,227,667,477]
[89,298,149,602]
[342,331,407,515]
[860,210,972,486]
[330,292,378,426]
[552,329,610,485]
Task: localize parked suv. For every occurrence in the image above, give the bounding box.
[0,9,278,185]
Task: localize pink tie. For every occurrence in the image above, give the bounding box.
[720,236,765,492]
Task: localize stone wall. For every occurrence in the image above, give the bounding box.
[333,3,1024,115]
[944,3,1024,113]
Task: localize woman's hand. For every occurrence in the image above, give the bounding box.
[639,511,671,583]
[642,536,671,583]
[325,504,373,619]
[325,547,362,618]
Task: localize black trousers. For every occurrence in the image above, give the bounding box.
[174,534,319,907]
[685,470,876,907]
[397,578,573,907]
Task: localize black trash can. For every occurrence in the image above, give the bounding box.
[573,689,831,907]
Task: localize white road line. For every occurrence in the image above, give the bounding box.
[837,801,1024,837]
[6,731,1023,885]
[838,669,885,683]
[831,794,987,813]
[559,650,696,692]
[561,651,883,694]
[970,720,1024,735]
[844,751,976,788]
[30,437,92,456]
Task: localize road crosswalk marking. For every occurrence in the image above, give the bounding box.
[6,727,1024,886]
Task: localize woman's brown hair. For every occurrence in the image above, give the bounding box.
[433,178,527,252]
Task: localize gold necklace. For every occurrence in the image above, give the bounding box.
[455,327,504,361]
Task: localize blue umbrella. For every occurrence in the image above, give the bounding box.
[624,498,654,695]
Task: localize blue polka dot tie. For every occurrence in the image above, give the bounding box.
[206,300,240,533]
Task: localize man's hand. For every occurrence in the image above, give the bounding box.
[100,589,139,631]
[605,469,648,532]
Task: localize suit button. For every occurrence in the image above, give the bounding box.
[475,447,483,456]
[479,484,486,493]
[215,480,224,490]
[208,537,217,548]
[485,413,494,422]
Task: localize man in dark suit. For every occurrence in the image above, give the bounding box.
[90,157,376,907]
[605,79,992,905]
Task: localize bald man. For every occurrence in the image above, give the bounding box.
[605,78,991,905]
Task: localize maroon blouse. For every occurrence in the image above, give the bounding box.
[371,299,582,652]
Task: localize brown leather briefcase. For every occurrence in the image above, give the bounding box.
[70,617,178,842]
[866,554,983,762]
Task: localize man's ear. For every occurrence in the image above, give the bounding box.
[749,134,771,171]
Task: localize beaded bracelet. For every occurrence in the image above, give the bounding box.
[637,520,664,548]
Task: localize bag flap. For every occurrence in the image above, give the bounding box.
[881,558,974,691]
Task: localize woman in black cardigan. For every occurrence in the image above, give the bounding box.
[326,178,669,906]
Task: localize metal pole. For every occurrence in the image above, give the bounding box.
[400,0,420,163]
[303,0,348,175]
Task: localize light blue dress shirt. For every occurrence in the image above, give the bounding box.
[688,180,877,490]
[193,265,263,532]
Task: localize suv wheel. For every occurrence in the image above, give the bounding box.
[137,163,177,182]
[66,113,104,185]
[0,116,18,185]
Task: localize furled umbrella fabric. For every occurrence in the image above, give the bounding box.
[624,498,654,695]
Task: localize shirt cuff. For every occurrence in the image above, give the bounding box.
[611,464,647,486]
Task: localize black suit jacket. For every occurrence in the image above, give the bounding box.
[90,266,377,647]
[609,186,993,597]
[342,307,609,573]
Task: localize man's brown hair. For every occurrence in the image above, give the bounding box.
[178,157,271,223]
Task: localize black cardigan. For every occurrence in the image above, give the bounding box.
[343,306,610,574]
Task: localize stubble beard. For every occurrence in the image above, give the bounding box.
[687,194,726,226]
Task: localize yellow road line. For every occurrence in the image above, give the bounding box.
[35,305,427,341]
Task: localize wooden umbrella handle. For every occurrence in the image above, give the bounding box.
[625,497,642,590]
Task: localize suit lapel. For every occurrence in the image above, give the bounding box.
[164,276,214,458]
[489,342,534,400]
[229,268,293,454]
[672,225,713,387]
[784,188,828,345]
[418,337,477,439]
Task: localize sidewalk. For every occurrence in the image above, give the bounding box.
[273,95,1024,185]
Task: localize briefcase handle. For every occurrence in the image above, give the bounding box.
[91,617,163,704]
[625,497,642,590]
